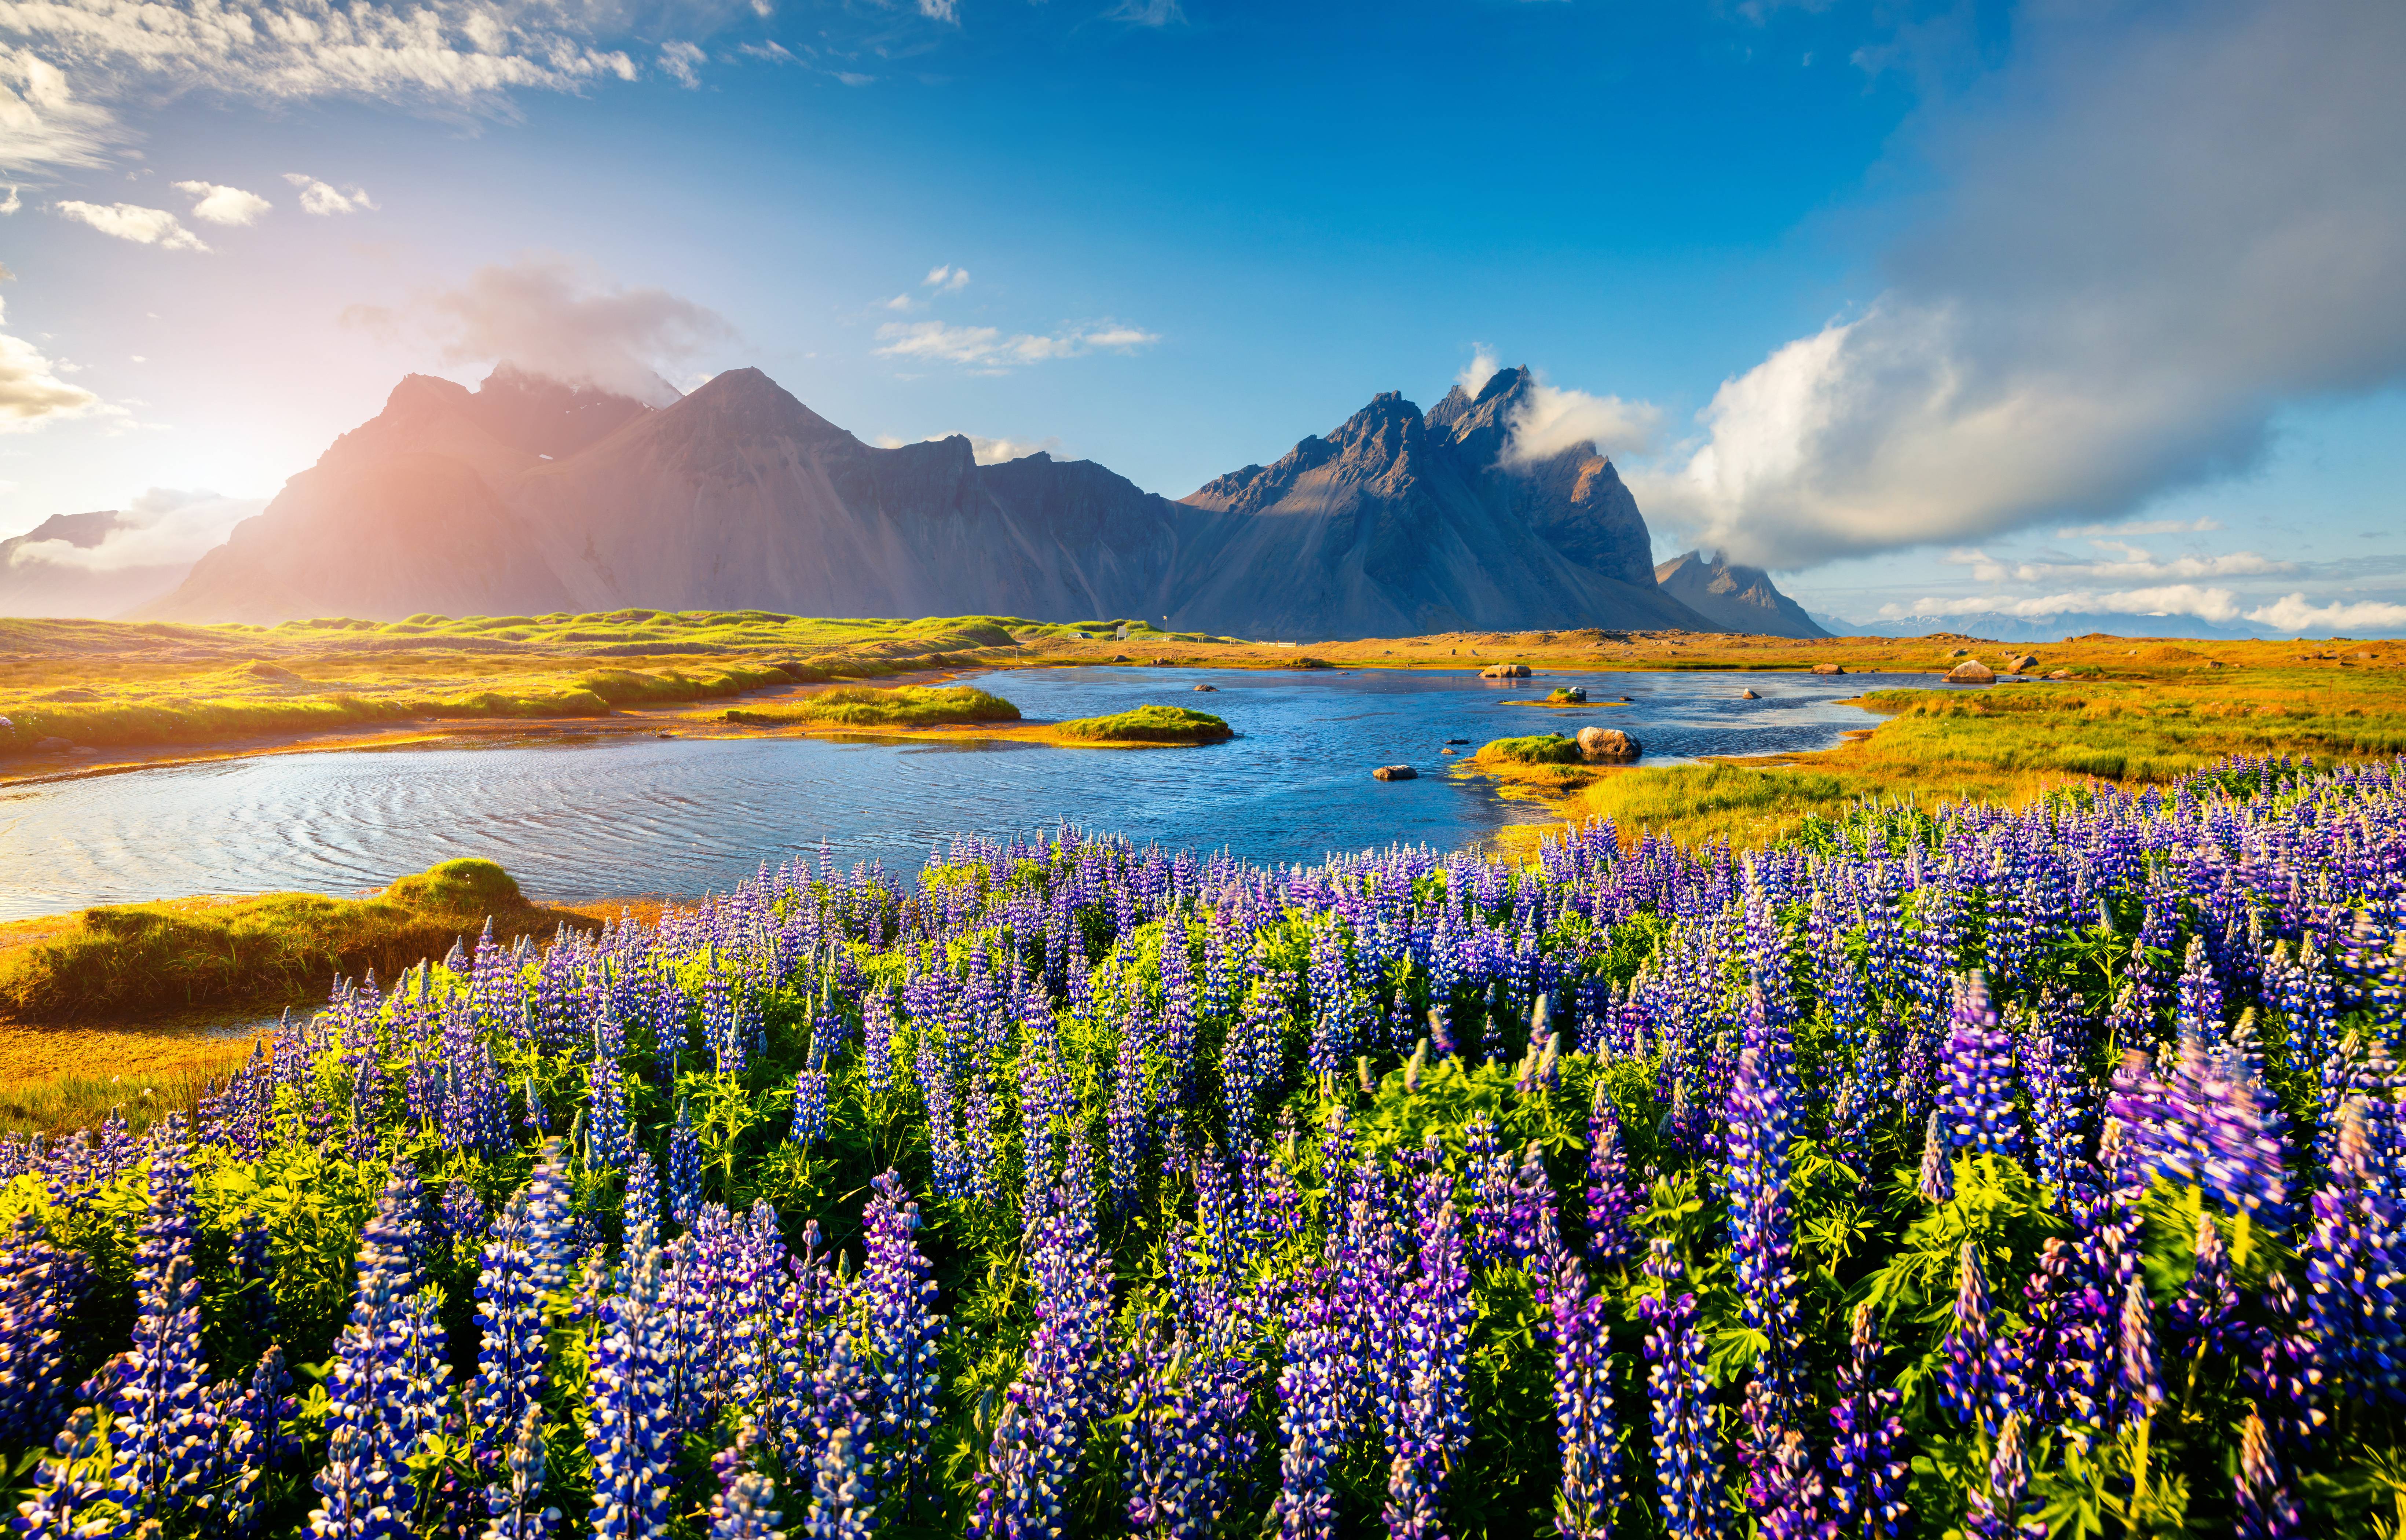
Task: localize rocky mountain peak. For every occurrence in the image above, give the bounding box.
[1427,365,1543,467]
[1653,550,1828,639]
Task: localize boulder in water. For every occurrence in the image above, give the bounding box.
[1372,764,1418,781]
[1945,660,1996,684]
[1576,727,1641,762]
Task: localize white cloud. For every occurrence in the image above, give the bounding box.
[6,486,261,572]
[172,179,269,225]
[2054,516,2223,539]
[0,46,118,169]
[0,0,649,172]
[1457,345,1499,396]
[0,296,104,429]
[2244,593,2406,633]
[882,293,916,312]
[282,174,374,215]
[874,318,1158,368]
[1633,0,2406,571]
[1944,545,2292,586]
[1877,584,2244,623]
[922,264,969,292]
[54,199,208,250]
[658,41,703,89]
[916,0,958,22]
[1503,378,1662,463]
[378,254,732,404]
[0,185,19,214]
[1104,0,1184,25]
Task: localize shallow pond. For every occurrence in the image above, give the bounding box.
[0,665,1929,918]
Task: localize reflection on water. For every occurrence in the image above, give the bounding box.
[0,666,1920,918]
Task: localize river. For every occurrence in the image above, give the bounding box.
[0,665,1922,918]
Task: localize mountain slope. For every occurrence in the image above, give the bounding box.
[139,362,1718,637]
[1652,550,1828,639]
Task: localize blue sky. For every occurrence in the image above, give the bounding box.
[2,0,2401,631]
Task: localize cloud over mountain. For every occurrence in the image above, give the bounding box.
[350,256,730,406]
[1635,0,2406,571]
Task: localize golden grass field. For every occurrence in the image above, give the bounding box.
[4,609,2400,1130]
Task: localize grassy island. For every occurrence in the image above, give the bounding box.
[723,685,1021,729]
[1054,705,1233,744]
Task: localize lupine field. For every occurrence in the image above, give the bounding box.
[7,754,2406,1539]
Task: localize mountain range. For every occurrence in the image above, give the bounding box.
[0,510,194,617]
[23,363,1823,638]
[1821,610,2277,642]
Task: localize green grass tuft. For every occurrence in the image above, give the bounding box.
[1482,732,1583,764]
[0,859,557,1022]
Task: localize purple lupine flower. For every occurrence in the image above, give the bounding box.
[2108,1040,2292,1228]
[1918,1111,1955,1203]
[0,1210,91,1448]
[2116,1273,2165,1424]
[790,1063,830,1147]
[1726,1020,1801,1412]
[1825,1304,1907,1539]
[2169,1210,2239,1360]
[15,1406,140,1539]
[587,1047,630,1174]
[109,1133,215,1521]
[1304,920,1362,1081]
[1737,1379,1824,1539]
[2252,1271,2326,1448]
[481,1405,558,1540]
[667,1098,703,1226]
[586,1155,678,1540]
[2012,1235,2107,1440]
[311,1163,442,1540]
[861,1170,945,1509]
[2235,1407,2303,1539]
[1964,1412,2044,1539]
[1461,1118,1514,1266]
[1583,1088,1641,1270]
[1224,971,1289,1138]
[707,1422,785,1540]
[1270,1280,1350,1540]
[2021,1023,2092,1197]
[1384,1160,1474,1540]
[1537,1245,1621,1540]
[801,1412,876,1540]
[1121,1312,1259,1540]
[1638,1240,1725,1540]
[1941,975,2024,1160]
[1940,1241,2009,1433]
[862,986,897,1094]
[970,1148,1115,1540]
[472,1143,572,1483]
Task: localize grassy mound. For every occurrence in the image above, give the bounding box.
[0,858,554,1022]
[1480,732,1583,764]
[724,685,1022,729]
[1055,705,1233,744]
